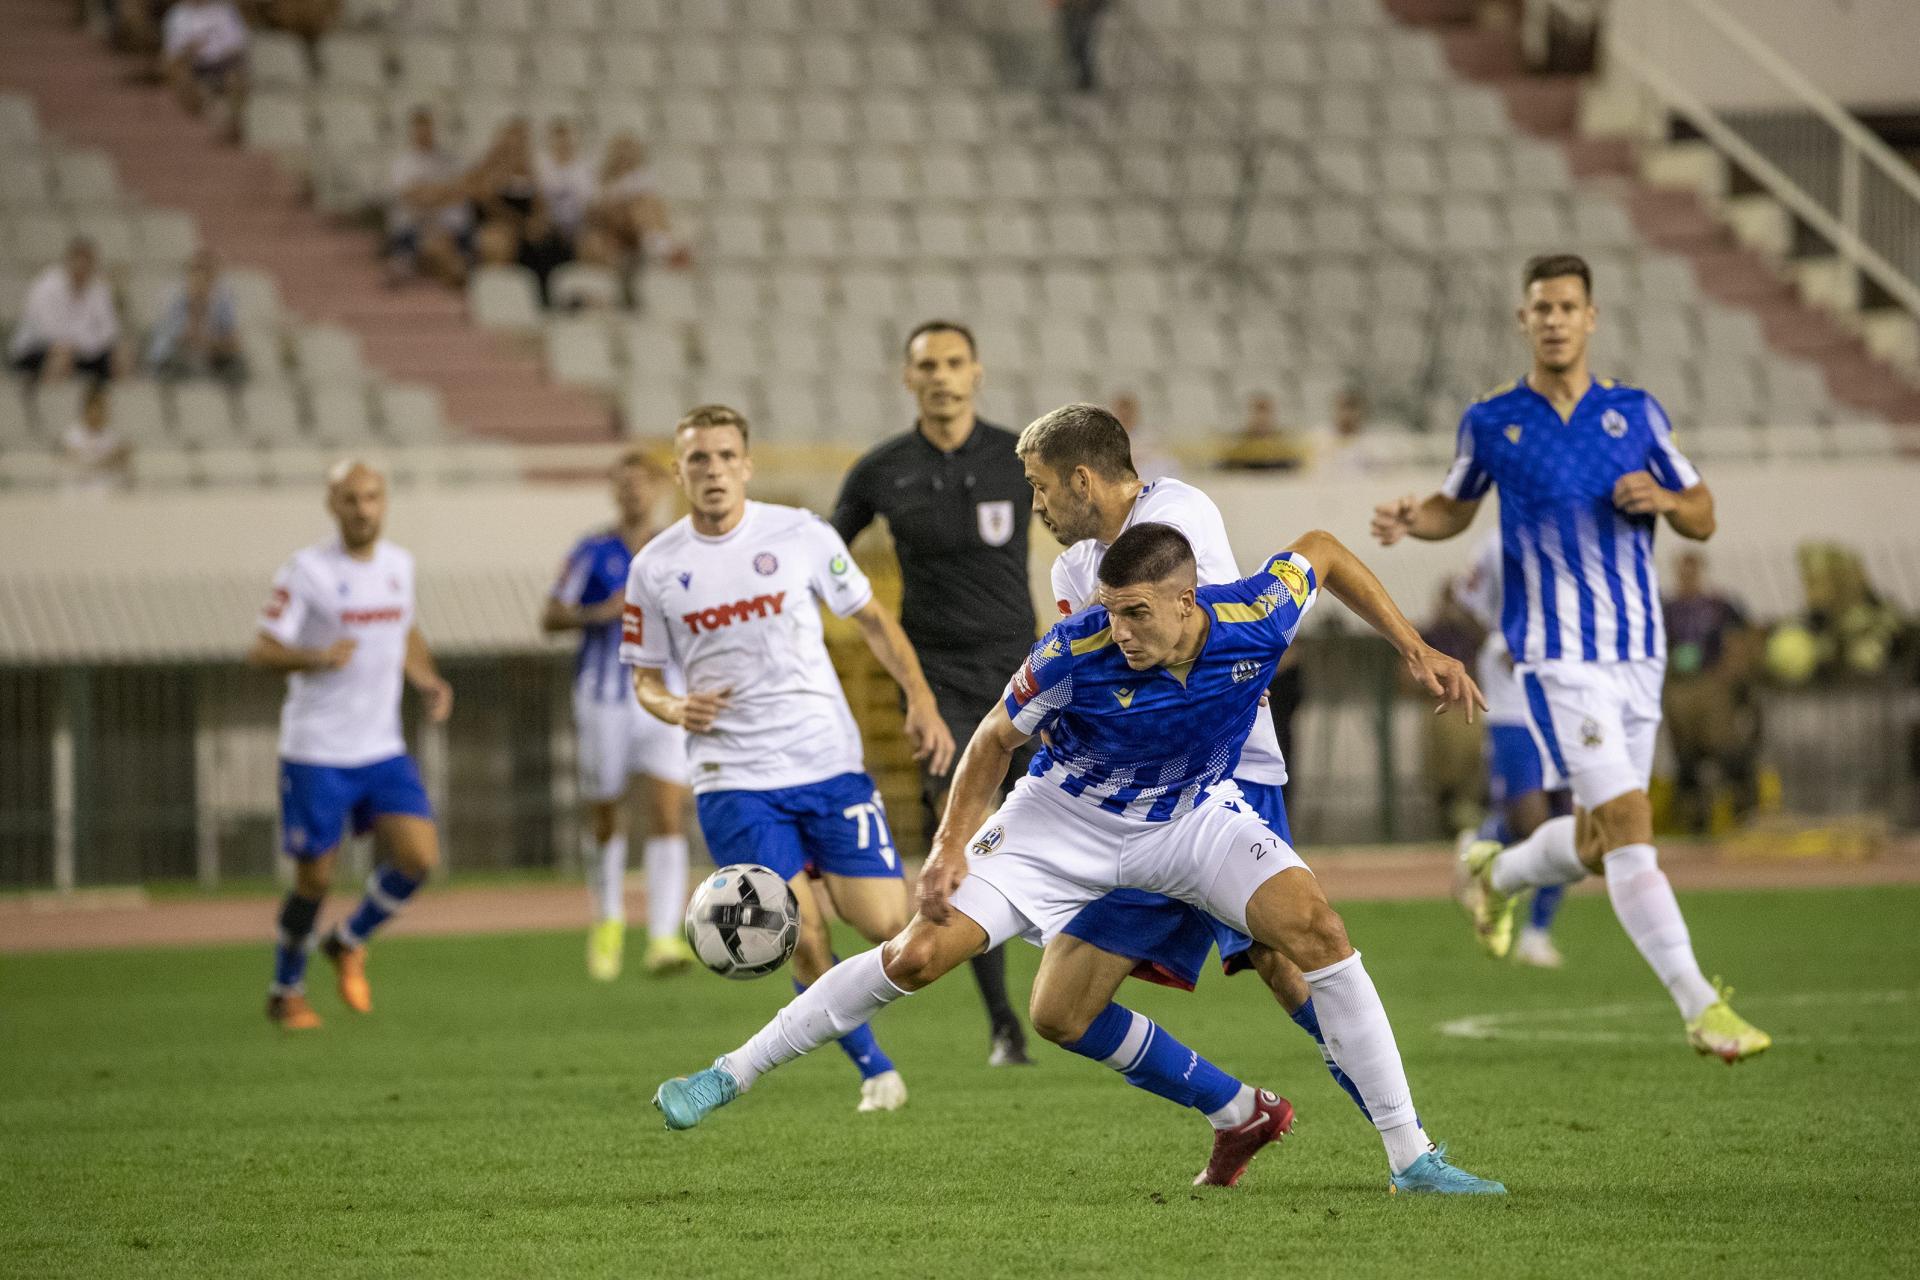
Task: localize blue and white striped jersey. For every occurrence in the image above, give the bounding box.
[1003,552,1318,824]
[1442,378,1700,666]
[552,529,638,703]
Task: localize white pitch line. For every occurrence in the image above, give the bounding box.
[1438,989,1919,1046]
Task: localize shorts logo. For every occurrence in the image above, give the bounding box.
[1580,717,1604,748]
[1602,409,1629,439]
[753,552,779,576]
[1504,424,1523,445]
[1232,660,1260,683]
[677,571,692,589]
[829,554,848,576]
[682,591,786,634]
[976,499,1015,547]
[1114,687,1136,709]
[969,826,1005,858]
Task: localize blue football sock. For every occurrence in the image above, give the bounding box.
[335,866,420,948]
[1061,1003,1242,1115]
[1289,996,1372,1120]
[1478,813,1512,845]
[271,892,321,994]
[796,959,895,1080]
[1529,882,1566,930]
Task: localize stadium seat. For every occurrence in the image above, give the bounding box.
[72,212,136,266]
[473,0,535,34]
[380,384,449,443]
[531,40,596,93]
[903,266,973,317]
[619,316,692,378]
[636,270,699,320]
[239,384,307,442]
[244,94,312,155]
[309,386,377,443]
[0,156,53,210]
[853,151,918,202]
[0,94,39,147]
[295,326,367,385]
[786,149,850,202]
[317,34,384,90]
[169,384,238,447]
[52,151,121,207]
[111,381,171,442]
[605,0,669,33]
[736,38,797,89]
[395,38,461,96]
[549,264,622,311]
[135,211,198,267]
[665,39,730,91]
[468,266,542,332]
[601,41,664,89]
[546,317,620,390]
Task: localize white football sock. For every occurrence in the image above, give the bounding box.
[643,834,689,941]
[592,834,627,924]
[1490,815,1585,895]
[1206,1084,1257,1131]
[1301,951,1430,1174]
[721,948,909,1090]
[1603,843,1719,1021]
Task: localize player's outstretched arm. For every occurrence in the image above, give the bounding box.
[849,599,956,776]
[1370,492,1480,545]
[1286,530,1486,721]
[918,707,1031,923]
[1614,474,1715,541]
[403,626,453,723]
[245,632,355,673]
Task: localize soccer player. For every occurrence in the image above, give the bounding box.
[543,446,694,981]
[1370,252,1769,1062]
[249,460,452,1030]
[831,319,1035,1065]
[1015,404,1368,1115]
[623,405,956,1114]
[1451,533,1571,968]
[655,520,1506,1196]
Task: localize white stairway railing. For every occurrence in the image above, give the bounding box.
[1585,0,1920,317]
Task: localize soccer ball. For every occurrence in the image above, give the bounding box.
[685,864,801,980]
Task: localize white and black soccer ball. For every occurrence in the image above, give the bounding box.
[685,864,801,980]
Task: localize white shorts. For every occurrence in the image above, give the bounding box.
[574,691,688,802]
[946,775,1308,950]
[1515,657,1664,810]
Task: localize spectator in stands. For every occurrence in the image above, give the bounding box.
[384,107,472,287]
[1312,385,1379,474]
[162,0,250,142]
[9,238,124,387]
[469,117,541,234]
[1217,391,1300,471]
[1054,0,1112,92]
[60,385,133,495]
[582,134,692,274]
[1110,389,1177,480]
[1662,550,1762,832]
[537,119,598,247]
[146,249,247,384]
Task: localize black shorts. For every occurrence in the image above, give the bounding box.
[913,645,1037,804]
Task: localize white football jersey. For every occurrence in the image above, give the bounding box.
[258,539,415,767]
[621,501,873,794]
[1049,477,1288,785]
[1451,533,1529,727]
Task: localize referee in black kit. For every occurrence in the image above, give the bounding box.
[832,319,1034,1066]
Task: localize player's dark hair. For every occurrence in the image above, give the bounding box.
[1098,522,1197,590]
[1523,253,1593,298]
[1016,403,1138,481]
[903,319,977,360]
[674,403,750,447]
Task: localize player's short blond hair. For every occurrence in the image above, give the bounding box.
[674,404,750,447]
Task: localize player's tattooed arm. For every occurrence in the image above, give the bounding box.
[1370,492,1480,545]
[918,707,1030,923]
[1614,474,1715,540]
[403,626,453,723]
[246,632,356,673]
[848,599,957,776]
[1287,529,1486,722]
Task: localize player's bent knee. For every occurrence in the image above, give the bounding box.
[1028,999,1095,1046]
[879,919,968,992]
[1291,901,1353,972]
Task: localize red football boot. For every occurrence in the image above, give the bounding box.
[1193,1089,1294,1188]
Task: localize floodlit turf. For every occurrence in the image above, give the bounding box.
[3,886,1914,1278]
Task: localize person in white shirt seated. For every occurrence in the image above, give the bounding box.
[383,108,473,287]
[61,385,133,496]
[536,119,598,248]
[146,249,246,384]
[162,0,250,140]
[9,238,125,387]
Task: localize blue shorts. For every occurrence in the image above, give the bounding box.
[1059,780,1290,991]
[695,771,902,883]
[279,755,433,859]
[1487,723,1547,808]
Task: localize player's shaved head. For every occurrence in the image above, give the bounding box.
[1099,522,1198,591]
[325,457,383,491]
[325,459,387,555]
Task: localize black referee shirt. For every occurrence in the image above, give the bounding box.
[831,418,1035,662]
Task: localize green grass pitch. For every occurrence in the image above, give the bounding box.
[4,886,1914,1278]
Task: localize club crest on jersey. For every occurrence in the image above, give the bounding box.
[1114,687,1136,708]
[1602,409,1629,439]
[1232,660,1260,683]
[677,571,692,589]
[753,552,779,576]
[829,554,848,575]
[1504,424,1523,445]
[1262,556,1309,607]
[969,826,1005,858]
[976,499,1015,547]
[1581,717,1604,748]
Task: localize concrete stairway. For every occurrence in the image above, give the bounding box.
[1385,0,1920,426]
[0,0,613,443]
